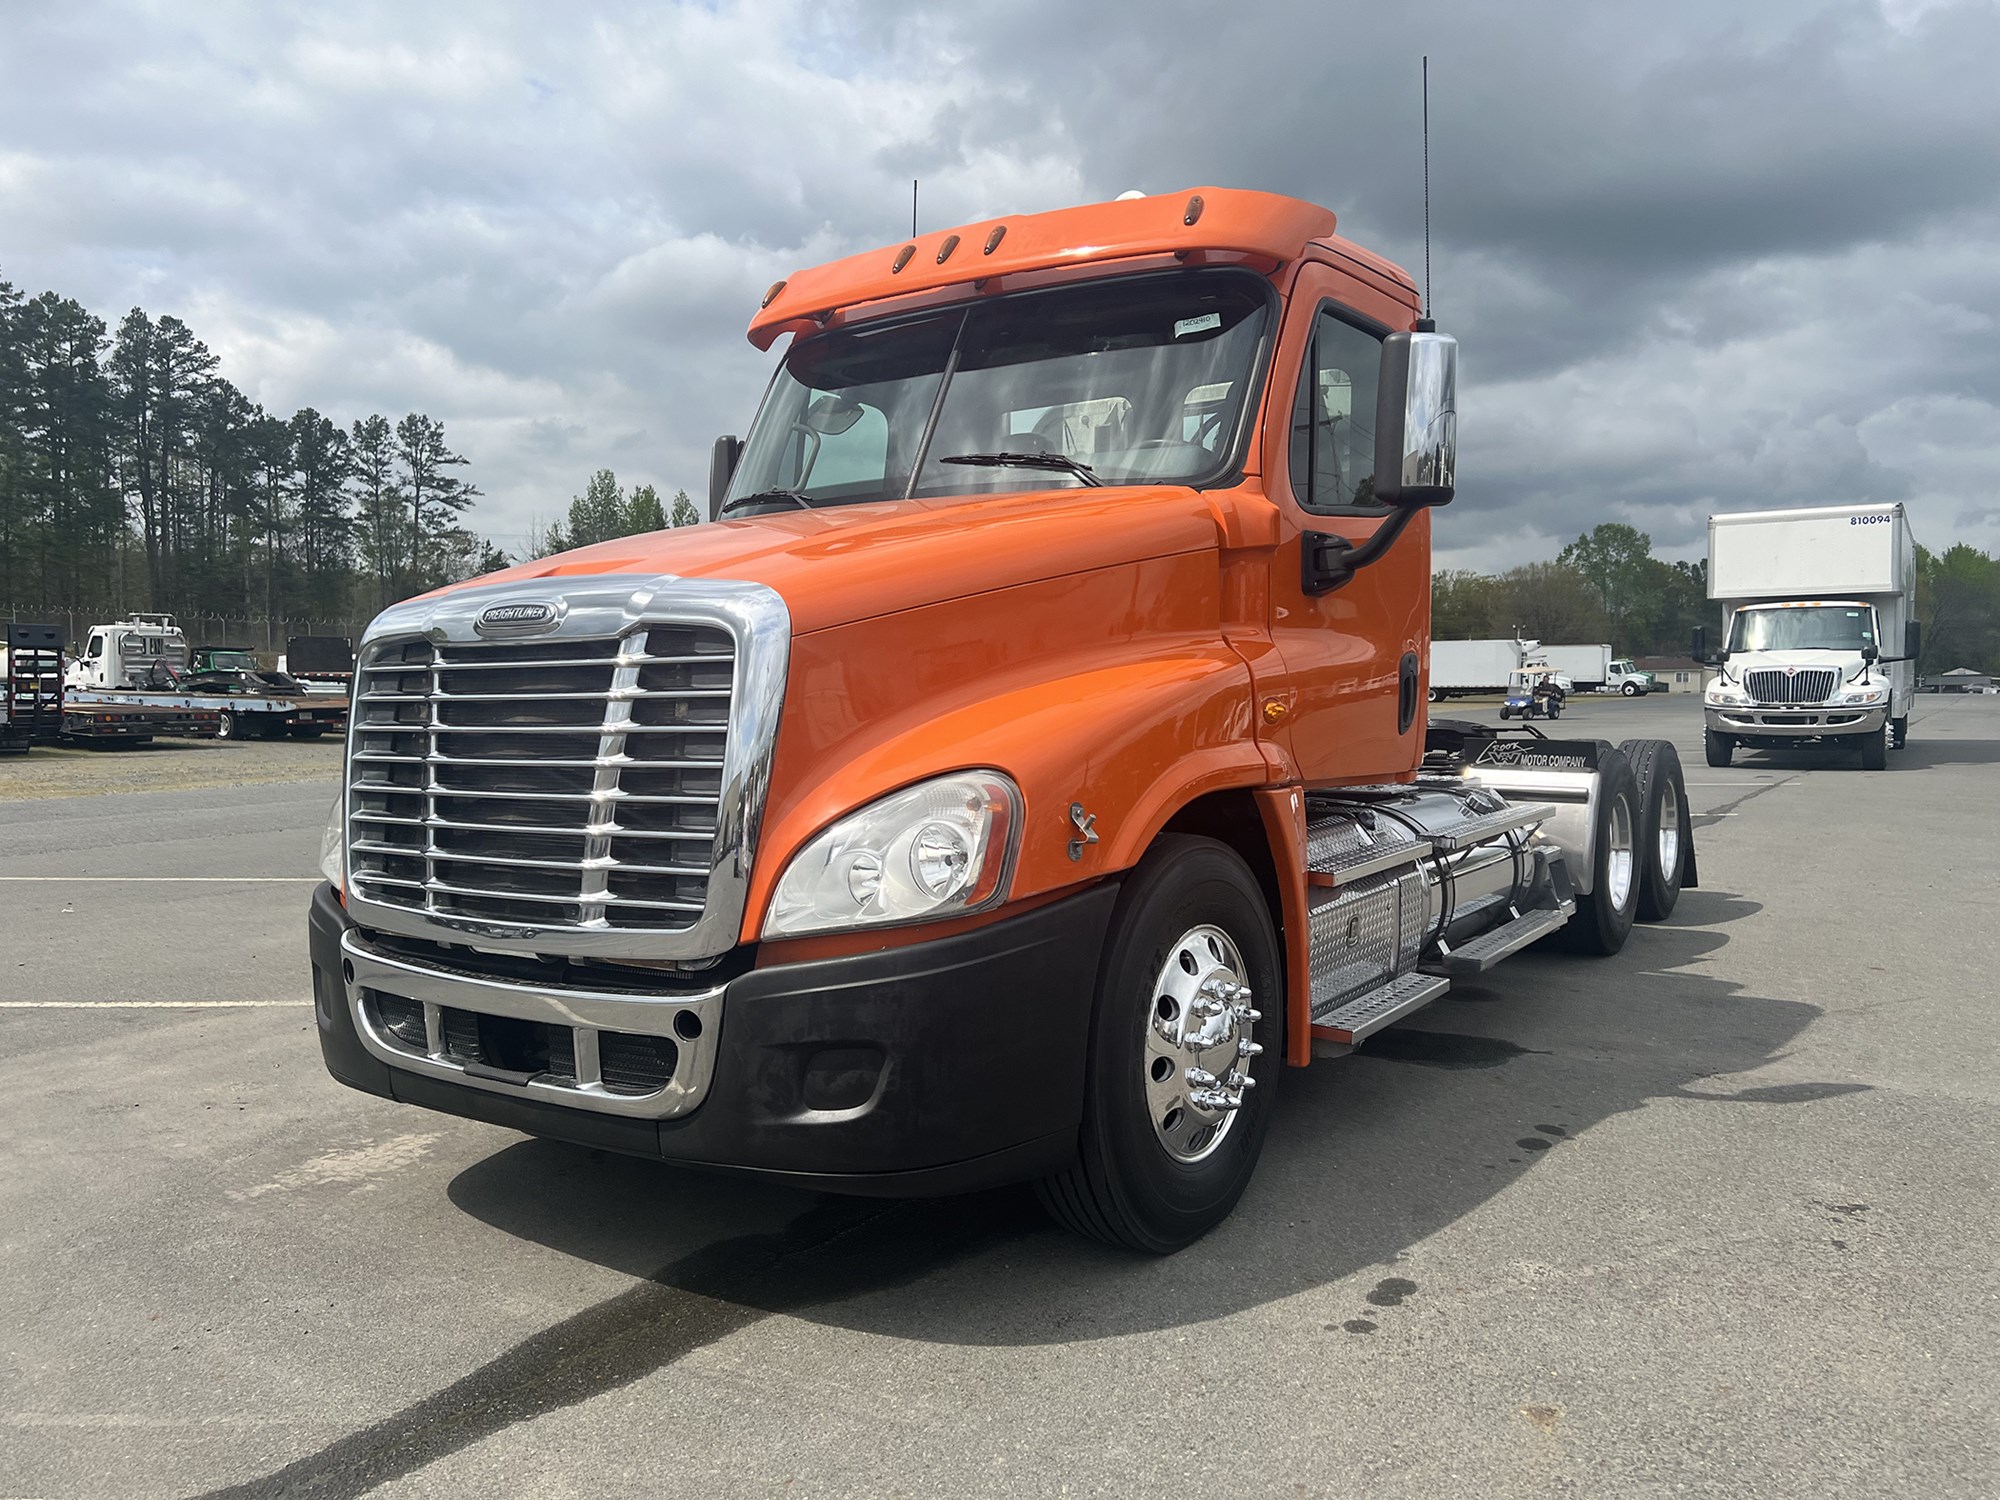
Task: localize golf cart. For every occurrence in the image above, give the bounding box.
[1499,665,1567,721]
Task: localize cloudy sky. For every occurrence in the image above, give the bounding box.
[4,0,1997,570]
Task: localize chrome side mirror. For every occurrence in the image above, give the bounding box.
[1374,330,1457,506]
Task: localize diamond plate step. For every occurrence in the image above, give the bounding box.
[1306,836,1434,887]
[1311,970,1451,1041]
[1422,899,1574,977]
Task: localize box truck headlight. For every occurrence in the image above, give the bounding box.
[1839,685,1887,705]
[765,771,1021,938]
[1706,682,1748,706]
[319,796,344,891]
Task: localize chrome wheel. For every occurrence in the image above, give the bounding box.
[1143,924,1261,1164]
[1605,791,1636,911]
[1656,775,1682,886]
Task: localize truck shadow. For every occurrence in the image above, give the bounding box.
[446,891,1815,1349]
[1887,738,2000,769]
[213,890,1837,1499]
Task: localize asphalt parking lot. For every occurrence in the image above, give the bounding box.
[3,693,1996,1499]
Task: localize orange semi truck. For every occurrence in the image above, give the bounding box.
[309,190,1697,1251]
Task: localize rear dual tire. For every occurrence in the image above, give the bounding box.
[1618,738,1694,920]
[1552,747,1641,955]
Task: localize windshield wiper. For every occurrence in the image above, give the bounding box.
[718,489,817,516]
[937,452,1102,487]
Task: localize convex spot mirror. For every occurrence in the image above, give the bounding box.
[1373,330,1457,507]
[801,393,865,435]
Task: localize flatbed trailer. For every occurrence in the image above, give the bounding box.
[59,693,222,742]
[61,687,343,742]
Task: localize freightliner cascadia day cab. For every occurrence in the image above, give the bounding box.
[309,191,1701,1252]
[1697,503,1919,770]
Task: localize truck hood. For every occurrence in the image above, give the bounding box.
[457,487,1226,636]
[1723,649,1870,684]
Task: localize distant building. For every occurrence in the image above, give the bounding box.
[1634,655,1705,693]
[1927,667,1995,693]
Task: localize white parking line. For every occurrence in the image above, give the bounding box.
[0,876,317,883]
[0,1001,301,1009]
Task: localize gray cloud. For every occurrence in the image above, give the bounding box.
[3,0,1996,566]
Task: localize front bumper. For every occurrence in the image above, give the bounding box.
[309,880,1118,1195]
[1705,704,1887,740]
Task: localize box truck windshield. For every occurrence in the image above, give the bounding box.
[1727,605,1876,653]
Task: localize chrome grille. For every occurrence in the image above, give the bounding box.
[1744,667,1840,705]
[347,624,737,933]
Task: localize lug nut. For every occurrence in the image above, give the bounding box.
[1238,1040,1263,1058]
[1185,1066,1219,1088]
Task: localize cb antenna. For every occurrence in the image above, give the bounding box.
[1419,56,1434,331]
[912,179,919,238]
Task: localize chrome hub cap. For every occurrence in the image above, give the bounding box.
[1144,924,1261,1163]
[1657,777,1682,885]
[1606,793,1636,911]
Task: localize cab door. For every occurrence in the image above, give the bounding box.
[1262,262,1429,787]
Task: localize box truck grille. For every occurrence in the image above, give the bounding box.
[346,625,736,933]
[1744,667,1840,705]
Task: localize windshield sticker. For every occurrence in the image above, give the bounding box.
[1174,313,1221,339]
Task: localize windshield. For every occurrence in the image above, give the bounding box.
[206,651,259,672]
[1728,605,1877,653]
[726,270,1271,508]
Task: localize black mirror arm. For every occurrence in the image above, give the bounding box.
[1302,508,1419,596]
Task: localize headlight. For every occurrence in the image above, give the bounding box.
[1839,686,1887,705]
[319,795,344,890]
[764,771,1021,938]
[1705,684,1748,706]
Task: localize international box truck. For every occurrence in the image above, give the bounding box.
[1697,503,1919,770]
[1427,637,1529,700]
[1538,644,1654,695]
[308,189,1701,1251]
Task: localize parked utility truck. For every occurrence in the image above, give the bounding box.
[1698,503,1918,769]
[309,190,1700,1252]
[1539,644,1654,696]
[1427,637,1531,700]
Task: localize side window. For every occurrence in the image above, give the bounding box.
[87,634,104,659]
[1288,309,1383,512]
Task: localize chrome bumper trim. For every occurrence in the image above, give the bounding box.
[340,930,723,1119]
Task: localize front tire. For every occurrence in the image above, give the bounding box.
[1860,721,1888,770]
[1704,728,1733,768]
[1036,836,1284,1254]
[1622,681,1639,696]
[1552,748,1641,955]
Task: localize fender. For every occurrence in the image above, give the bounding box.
[744,550,1279,941]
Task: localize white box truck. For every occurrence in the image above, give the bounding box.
[1538,644,1655,695]
[1428,638,1531,701]
[1697,502,1919,770]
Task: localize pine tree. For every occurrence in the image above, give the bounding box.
[350,414,401,608]
[563,468,626,550]
[669,488,700,527]
[290,408,352,618]
[627,482,667,534]
[394,413,478,591]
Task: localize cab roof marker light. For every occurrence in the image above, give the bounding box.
[935,234,960,264]
[760,279,787,309]
[983,225,1006,254]
[1184,194,1205,226]
[891,244,916,274]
